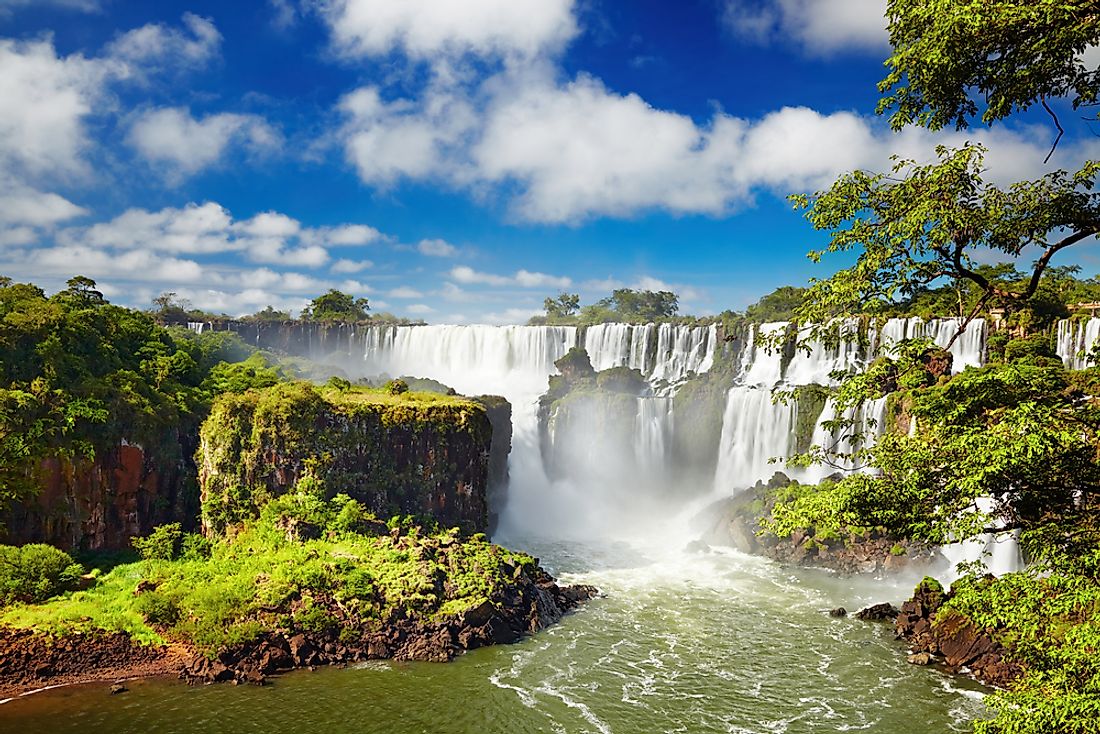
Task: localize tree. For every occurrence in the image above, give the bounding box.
[744,286,807,322]
[246,306,291,322]
[880,1,1100,141]
[301,290,369,322]
[595,289,679,322]
[792,146,1100,341]
[60,276,106,307]
[543,292,580,319]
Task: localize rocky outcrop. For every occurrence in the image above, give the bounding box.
[0,628,181,699]
[2,442,196,552]
[180,569,597,686]
[894,578,1020,687]
[697,473,937,574]
[473,395,512,533]
[199,382,495,534]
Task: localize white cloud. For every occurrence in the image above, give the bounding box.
[388,286,424,299]
[481,307,543,325]
[724,0,888,55]
[0,180,86,228]
[128,107,278,176]
[339,85,477,186]
[450,265,571,289]
[417,238,458,257]
[321,224,383,246]
[0,38,109,179]
[320,0,577,60]
[0,12,227,210]
[105,12,221,71]
[405,303,434,314]
[0,0,100,15]
[331,258,373,273]
[60,201,398,270]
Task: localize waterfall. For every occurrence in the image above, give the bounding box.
[878,317,986,372]
[584,323,717,387]
[1056,318,1100,369]
[713,387,797,490]
[358,323,716,536]
[187,322,207,335]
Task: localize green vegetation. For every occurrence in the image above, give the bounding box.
[766,5,1100,729]
[300,289,370,323]
[1,494,535,656]
[0,277,262,512]
[0,543,83,606]
[530,288,682,325]
[198,381,490,534]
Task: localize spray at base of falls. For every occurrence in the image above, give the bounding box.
[352,318,1018,576]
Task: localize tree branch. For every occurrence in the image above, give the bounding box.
[1041,97,1065,164]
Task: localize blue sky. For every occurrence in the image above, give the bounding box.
[1,0,1098,322]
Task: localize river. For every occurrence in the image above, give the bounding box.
[1,534,987,733]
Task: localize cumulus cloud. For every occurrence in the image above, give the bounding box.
[59,201,391,270]
[388,286,424,299]
[405,303,434,314]
[105,12,221,72]
[338,85,477,186]
[330,258,373,273]
[0,13,224,182]
[344,63,1100,223]
[0,0,100,16]
[319,0,577,60]
[0,180,86,230]
[450,265,571,289]
[417,238,458,257]
[723,0,888,55]
[127,107,278,177]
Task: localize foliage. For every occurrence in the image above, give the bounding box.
[935,568,1100,734]
[744,286,808,323]
[0,543,83,606]
[530,288,682,325]
[132,523,186,562]
[0,277,260,513]
[301,289,370,323]
[543,292,580,319]
[2,495,537,656]
[790,146,1100,334]
[879,0,1100,131]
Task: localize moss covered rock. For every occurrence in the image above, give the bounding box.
[198,382,493,535]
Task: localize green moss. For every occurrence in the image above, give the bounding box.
[2,498,539,656]
[198,382,491,534]
[890,543,906,556]
[792,384,830,454]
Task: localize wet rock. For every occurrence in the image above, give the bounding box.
[684,539,711,554]
[109,682,128,695]
[907,652,933,666]
[856,603,900,621]
[828,607,848,618]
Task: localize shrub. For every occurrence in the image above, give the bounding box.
[387,378,409,395]
[132,523,185,562]
[0,543,84,606]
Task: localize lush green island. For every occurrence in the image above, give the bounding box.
[0,280,592,695]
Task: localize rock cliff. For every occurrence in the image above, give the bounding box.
[198,382,495,534]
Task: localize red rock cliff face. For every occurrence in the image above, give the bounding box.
[2,443,196,552]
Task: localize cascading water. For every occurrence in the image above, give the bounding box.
[1056,317,1100,369]
[357,323,716,536]
[710,316,1016,576]
[583,323,717,388]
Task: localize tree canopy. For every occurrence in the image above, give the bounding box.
[880,0,1100,133]
[301,289,370,322]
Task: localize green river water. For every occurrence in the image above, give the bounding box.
[0,537,987,734]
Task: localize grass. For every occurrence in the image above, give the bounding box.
[1,492,536,657]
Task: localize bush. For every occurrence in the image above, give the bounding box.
[0,543,84,606]
[386,378,409,395]
[132,523,184,562]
